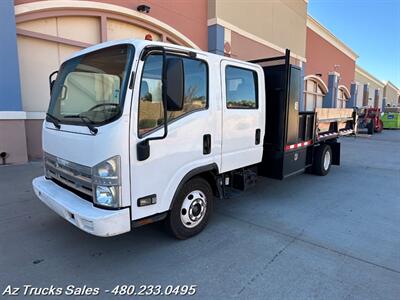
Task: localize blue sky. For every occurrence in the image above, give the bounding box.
[308,0,400,88]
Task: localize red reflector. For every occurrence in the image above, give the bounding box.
[285,140,313,151]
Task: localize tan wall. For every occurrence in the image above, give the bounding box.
[25,119,43,160]
[383,83,399,106]
[210,0,307,58]
[106,19,161,41]
[17,34,81,112]
[0,120,28,164]
[230,31,300,65]
[355,69,384,108]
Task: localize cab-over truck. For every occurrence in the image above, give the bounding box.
[33,40,356,239]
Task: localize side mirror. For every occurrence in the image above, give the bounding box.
[165,58,184,111]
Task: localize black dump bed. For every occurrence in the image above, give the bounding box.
[250,50,356,180]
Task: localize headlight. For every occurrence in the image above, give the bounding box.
[92,156,121,185]
[95,186,120,207]
[92,156,121,208]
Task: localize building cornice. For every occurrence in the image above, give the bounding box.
[208,17,306,62]
[382,80,399,91]
[355,65,385,88]
[307,15,358,61]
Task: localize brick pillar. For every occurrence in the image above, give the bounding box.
[373,89,380,108]
[362,84,369,107]
[323,72,339,108]
[382,98,387,110]
[0,0,28,164]
[0,0,22,111]
[208,24,224,55]
[347,81,358,108]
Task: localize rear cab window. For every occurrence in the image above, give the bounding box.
[225,66,258,109]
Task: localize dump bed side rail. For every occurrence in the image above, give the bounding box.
[315,108,357,141]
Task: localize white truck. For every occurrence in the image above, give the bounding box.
[32,40,356,239]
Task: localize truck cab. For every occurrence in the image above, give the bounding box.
[33,39,266,238]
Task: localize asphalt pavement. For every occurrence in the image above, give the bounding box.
[0,131,399,299]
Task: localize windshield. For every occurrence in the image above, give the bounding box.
[48,44,134,126]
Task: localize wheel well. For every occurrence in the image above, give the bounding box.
[196,171,220,198]
[169,164,220,210]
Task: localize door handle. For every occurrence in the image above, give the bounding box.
[203,134,211,154]
[255,129,261,145]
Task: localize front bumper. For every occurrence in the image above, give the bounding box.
[32,176,131,237]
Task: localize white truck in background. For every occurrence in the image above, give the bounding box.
[32,40,356,239]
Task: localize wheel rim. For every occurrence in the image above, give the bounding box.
[180,190,207,229]
[323,150,331,171]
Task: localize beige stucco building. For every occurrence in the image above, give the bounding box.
[1,0,398,166]
[207,0,307,64]
[382,81,400,107]
[1,0,309,165]
[355,66,385,108]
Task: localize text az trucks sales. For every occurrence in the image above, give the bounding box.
[32,39,356,239]
[2,285,99,296]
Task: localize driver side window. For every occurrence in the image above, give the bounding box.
[138,53,208,137]
[138,55,164,136]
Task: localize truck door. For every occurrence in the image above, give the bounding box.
[129,52,221,220]
[220,60,265,172]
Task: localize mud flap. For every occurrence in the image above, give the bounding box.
[327,141,340,165]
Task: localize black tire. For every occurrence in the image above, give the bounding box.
[312,144,332,176]
[166,177,213,239]
[367,119,375,135]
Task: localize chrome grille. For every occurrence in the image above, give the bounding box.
[44,153,93,198]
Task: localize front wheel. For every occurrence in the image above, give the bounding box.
[312,144,332,176]
[166,177,213,239]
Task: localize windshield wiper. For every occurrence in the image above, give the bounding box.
[46,113,61,129]
[63,114,98,135]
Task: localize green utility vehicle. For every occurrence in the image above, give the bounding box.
[382,107,400,129]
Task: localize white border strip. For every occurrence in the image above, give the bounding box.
[208,17,306,62]
[26,112,46,119]
[0,111,45,120]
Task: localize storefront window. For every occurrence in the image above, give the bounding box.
[337,88,349,108]
[303,79,325,111]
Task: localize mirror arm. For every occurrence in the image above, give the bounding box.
[137,47,168,161]
[145,46,168,143]
[49,70,58,95]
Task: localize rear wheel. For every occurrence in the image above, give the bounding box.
[312,144,332,176]
[166,177,213,239]
[367,119,375,134]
